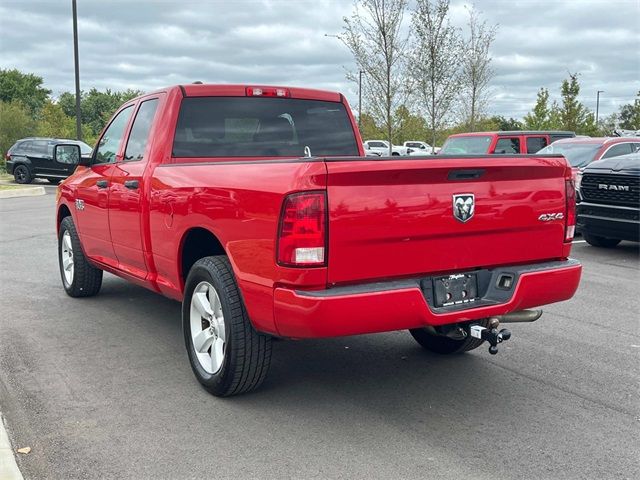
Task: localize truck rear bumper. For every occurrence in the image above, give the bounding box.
[273,259,581,338]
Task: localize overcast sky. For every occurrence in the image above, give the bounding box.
[1,0,638,120]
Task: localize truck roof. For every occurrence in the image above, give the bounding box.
[449,130,575,137]
[552,136,639,146]
[139,84,343,103]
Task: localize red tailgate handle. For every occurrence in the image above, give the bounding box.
[448,169,485,181]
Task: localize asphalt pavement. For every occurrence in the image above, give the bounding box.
[0,192,638,479]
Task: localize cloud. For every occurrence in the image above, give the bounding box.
[0,0,638,121]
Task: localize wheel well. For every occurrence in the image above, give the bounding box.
[181,228,225,282]
[57,204,72,230]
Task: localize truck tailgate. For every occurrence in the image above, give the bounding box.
[326,155,569,285]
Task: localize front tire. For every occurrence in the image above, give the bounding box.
[409,319,490,354]
[583,233,621,248]
[58,216,103,297]
[183,256,272,396]
[13,165,31,184]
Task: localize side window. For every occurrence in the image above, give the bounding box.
[124,99,159,162]
[94,105,134,164]
[633,143,640,153]
[19,141,33,154]
[30,140,49,157]
[601,143,633,159]
[526,136,548,153]
[494,137,520,154]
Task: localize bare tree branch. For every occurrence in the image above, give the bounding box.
[410,0,462,152]
[339,0,409,155]
[459,5,497,131]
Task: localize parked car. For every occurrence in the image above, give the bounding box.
[363,144,381,156]
[363,140,410,156]
[56,83,581,396]
[440,131,576,155]
[537,137,640,170]
[5,137,93,184]
[404,141,440,155]
[577,152,639,247]
[537,137,640,198]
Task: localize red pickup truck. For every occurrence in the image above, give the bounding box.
[55,84,582,396]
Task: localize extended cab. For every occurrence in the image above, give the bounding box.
[440,131,576,155]
[56,84,582,396]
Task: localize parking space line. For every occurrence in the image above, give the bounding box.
[0,413,24,480]
[572,240,587,244]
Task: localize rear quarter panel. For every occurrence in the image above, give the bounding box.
[149,159,328,335]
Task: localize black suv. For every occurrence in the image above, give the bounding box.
[5,137,92,184]
[577,152,639,248]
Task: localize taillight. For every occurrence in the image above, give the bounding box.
[246,87,290,97]
[4,152,10,161]
[565,178,576,242]
[277,191,327,267]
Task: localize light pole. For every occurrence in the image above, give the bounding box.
[358,70,364,129]
[72,0,82,140]
[596,90,604,126]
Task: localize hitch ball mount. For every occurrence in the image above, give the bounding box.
[470,324,511,355]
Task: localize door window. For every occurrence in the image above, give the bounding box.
[94,105,134,164]
[29,140,48,157]
[494,137,520,154]
[124,99,159,162]
[601,143,633,159]
[526,136,548,153]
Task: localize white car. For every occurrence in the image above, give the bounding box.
[363,140,410,156]
[404,141,440,155]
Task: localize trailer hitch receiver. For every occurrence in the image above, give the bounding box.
[470,324,511,355]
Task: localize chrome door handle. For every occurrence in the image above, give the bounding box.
[124,180,139,189]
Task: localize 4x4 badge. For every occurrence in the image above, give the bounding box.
[453,194,474,223]
[75,199,85,211]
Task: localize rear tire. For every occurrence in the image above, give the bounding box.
[583,233,621,248]
[13,165,31,184]
[409,319,490,354]
[183,256,272,396]
[58,216,103,297]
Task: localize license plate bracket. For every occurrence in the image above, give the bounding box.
[433,273,479,307]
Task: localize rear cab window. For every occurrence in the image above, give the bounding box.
[172,97,359,158]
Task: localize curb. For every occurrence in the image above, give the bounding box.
[0,187,46,199]
[0,414,24,480]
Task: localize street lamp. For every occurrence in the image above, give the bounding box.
[72,0,82,140]
[596,90,604,126]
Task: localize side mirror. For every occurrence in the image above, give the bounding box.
[54,144,87,166]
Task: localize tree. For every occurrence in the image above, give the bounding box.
[411,0,462,153]
[35,101,76,139]
[458,5,497,131]
[393,105,429,143]
[617,91,640,130]
[524,88,554,129]
[558,73,594,134]
[0,69,51,114]
[492,115,522,131]
[341,0,409,154]
[359,112,385,140]
[59,88,142,138]
[0,101,36,170]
